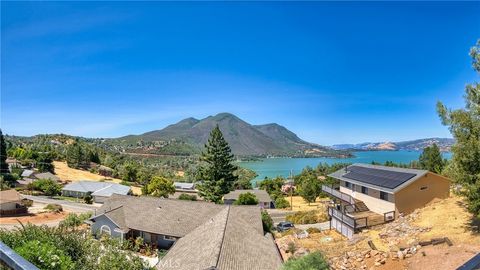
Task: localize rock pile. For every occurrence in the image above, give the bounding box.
[376,211,430,250]
[329,249,391,269]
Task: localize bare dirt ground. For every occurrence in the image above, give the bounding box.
[53,161,142,195]
[280,196,330,212]
[0,211,68,225]
[275,195,480,269]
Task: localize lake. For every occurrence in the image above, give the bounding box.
[238,150,452,181]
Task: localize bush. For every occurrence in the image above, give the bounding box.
[282,251,329,270]
[44,204,63,213]
[233,192,258,205]
[16,240,75,270]
[83,192,93,204]
[0,224,149,270]
[60,213,92,229]
[275,196,290,209]
[286,210,327,225]
[178,193,197,201]
[22,199,33,207]
[261,210,274,233]
[306,227,321,234]
[32,178,61,196]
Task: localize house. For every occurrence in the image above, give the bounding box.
[323,163,450,238]
[62,181,131,203]
[0,190,28,216]
[88,195,282,270]
[223,189,273,208]
[157,205,283,270]
[173,182,195,191]
[33,172,61,182]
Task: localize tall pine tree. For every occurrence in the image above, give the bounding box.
[0,129,9,174]
[197,125,238,203]
[437,39,480,217]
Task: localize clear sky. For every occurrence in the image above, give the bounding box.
[1,1,479,145]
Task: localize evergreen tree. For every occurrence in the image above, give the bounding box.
[66,142,85,169]
[418,144,445,174]
[197,125,238,203]
[36,153,55,173]
[437,39,480,217]
[0,130,9,174]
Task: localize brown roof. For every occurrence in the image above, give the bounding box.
[92,194,225,237]
[223,189,273,203]
[0,189,23,204]
[158,205,282,270]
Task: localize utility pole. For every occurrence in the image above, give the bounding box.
[289,169,293,211]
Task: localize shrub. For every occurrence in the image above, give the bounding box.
[60,213,92,229]
[282,251,329,270]
[32,178,61,196]
[22,199,33,207]
[286,210,327,225]
[83,192,93,204]
[16,240,75,270]
[306,227,321,234]
[178,193,197,201]
[234,192,258,205]
[275,196,290,209]
[286,242,297,254]
[44,204,63,213]
[261,210,274,233]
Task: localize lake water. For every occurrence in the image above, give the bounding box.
[238,150,452,181]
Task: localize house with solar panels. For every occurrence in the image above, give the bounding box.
[322,163,450,238]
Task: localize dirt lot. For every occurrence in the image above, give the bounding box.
[53,161,142,195]
[282,196,330,211]
[275,195,480,269]
[0,211,68,225]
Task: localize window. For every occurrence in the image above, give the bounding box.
[361,186,368,194]
[100,225,111,236]
[380,191,388,201]
[345,182,351,188]
[420,186,428,191]
[164,235,176,241]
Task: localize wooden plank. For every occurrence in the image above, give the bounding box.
[419,240,432,246]
[445,237,453,246]
[431,238,446,245]
[368,240,377,250]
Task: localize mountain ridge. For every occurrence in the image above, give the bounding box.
[331,137,454,152]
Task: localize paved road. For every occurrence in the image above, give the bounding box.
[23,195,99,213]
[266,209,296,224]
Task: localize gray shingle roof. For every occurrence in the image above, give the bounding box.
[62,181,130,197]
[223,189,272,203]
[158,205,282,270]
[34,172,60,182]
[93,195,226,237]
[21,170,34,177]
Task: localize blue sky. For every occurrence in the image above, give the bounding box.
[1,2,479,145]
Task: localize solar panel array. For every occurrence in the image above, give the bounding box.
[343,165,417,189]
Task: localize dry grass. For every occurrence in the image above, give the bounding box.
[285,196,330,211]
[412,194,480,245]
[53,161,142,195]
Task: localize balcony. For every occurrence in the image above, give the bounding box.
[322,185,355,205]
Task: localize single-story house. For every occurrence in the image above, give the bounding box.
[88,195,282,270]
[0,190,27,216]
[34,172,61,182]
[324,163,450,238]
[223,189,273,208]
[62,181,131,203]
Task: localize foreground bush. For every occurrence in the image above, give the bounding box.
[286,210,327,224]
[282,251,329,270]
[178,193,197,201]
[0,224,150,270]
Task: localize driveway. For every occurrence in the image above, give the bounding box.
[22,195,99,213]
[266,209,296,225]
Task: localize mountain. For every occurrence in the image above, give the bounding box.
[113,113,349,157]
[331,138,454,152]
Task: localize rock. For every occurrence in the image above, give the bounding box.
[356,258,363,262]
[374,262,382,267]
[347,251,356,258]
[370,250,379,257]
[397,251,404,260]
[405,253,413,258]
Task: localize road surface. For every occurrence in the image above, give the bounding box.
[22,195,99,213]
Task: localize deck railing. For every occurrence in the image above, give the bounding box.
[0,241,39,270]
[322,185,355,205]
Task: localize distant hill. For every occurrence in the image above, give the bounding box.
[113,113,349,157]
[331,138,454,152]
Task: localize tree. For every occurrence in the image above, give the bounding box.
[146,176,175,198]
[0,129,9,174]
[259,177,284,195]
[275,196,291,209]
[66,141,86,169]
[282,251,329,270]
[32,178,61,196]
[36,152,55,173]
[121,162,138,183]
[197,125,238,203]
[418,144,445,174]
[298,174,321,205]
[437,40,480,217]
[84,192,93,204]
[261,210,274,233]
[234,192,259,205]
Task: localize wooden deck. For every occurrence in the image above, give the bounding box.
[349,211,385,227]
